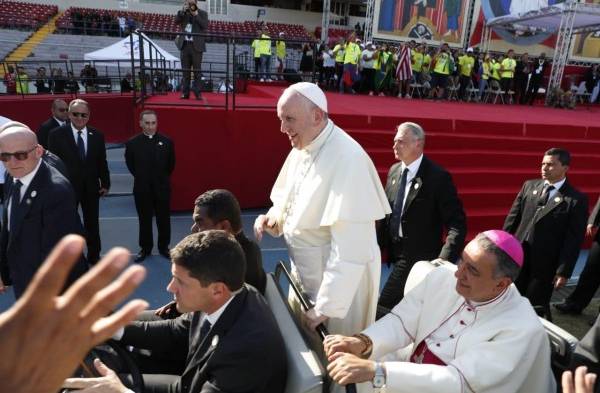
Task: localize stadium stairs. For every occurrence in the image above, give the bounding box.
[0,12,63,77]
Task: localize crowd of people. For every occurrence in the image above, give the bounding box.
[0,81,599,392]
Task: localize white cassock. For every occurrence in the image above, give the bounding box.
[363,264,556,393]
[266,119,390,336]
[509,0,548,15]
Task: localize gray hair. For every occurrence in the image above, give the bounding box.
[69,98,90,112]
[475,232,521,281]
[398,122,425,142]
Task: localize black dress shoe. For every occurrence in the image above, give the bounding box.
[134,250,150,263]
[194,91,202,100]
[159,248,170,259]
[553,302,582,315]
[180,94,189,99]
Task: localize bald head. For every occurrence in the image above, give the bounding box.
[52,99,68,122]
[0,124,42,179]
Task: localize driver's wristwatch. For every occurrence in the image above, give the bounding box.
[372,362,386,388]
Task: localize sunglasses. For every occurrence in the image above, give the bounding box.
[70,112,89,118]
[0,146,37,162]
[56,108,67,112]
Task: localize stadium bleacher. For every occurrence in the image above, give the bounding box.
[0,29,32,60]
[54,6,314,41]
[0,0,58,30]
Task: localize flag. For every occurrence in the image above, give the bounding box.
[396,46,413,81]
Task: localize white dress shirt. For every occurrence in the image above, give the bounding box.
[53,117,66,127]
[544,177,565,200]
[71,124,88,155]
[398,154,423,237]
[8,158,42,229]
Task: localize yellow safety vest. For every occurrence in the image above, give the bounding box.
[260,34,271,56]
[343,42,361,65]
[491,61,501,80]
[333,44,345,63]
[500,58,516,78]
[412,52,424,72]
[276,41,286,59]
[433,53,450,75]
[459,55,474,77]
[482,62,490,80]
[251,39,261,58]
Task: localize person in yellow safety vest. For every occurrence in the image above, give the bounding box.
[332,37,346,91]
[15,67,29,95]
[341,33,361,93]
[458,47,475,100]
[490,56,501,92]
[500,49,516,101]
[429,43,452,99]
[478,53,492,100]
[411,44,425,84]
[251,29,263,80]
[259,29,272,82]
[275,32,286,80]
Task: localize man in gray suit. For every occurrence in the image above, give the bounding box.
[175,0,208,100]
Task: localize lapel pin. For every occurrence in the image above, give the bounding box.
[532,190,538,195]
[211,335,219,348]
[30,190,37,198]
[88,132,93,135]
[25,199,31,205]
[554,197,561,203]
[414,183,420,190]
[392,179,396,185]
[158,141,163,146]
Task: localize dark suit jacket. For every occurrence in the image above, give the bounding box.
[37,117,62,149]
[378,155,466,264]
[0,160,87,297]
[175,9,208,52]
[570,315,600,393]
[43,150,69,179]
[47,125,110,199]
[503,178,588,279]
[121,286,287,393]
[124,132,175,197]
[235,231,266,294]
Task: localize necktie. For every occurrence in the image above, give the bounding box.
[9,180,22,229]
[199,319,212,340]
[77,131,86,161]
[389,167,409,239]
[538,184,555,207]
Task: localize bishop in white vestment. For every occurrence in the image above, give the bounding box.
[254,82,390,337]
[324,230,556,393]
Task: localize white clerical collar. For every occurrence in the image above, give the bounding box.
[304,120,333,154]
[53,117,65,127]
[402,154,423,176]
[466,286,509,310]
[143,132,156,139]
[15,158,42,190]
[545,177,565,191]
[204,288,241,325]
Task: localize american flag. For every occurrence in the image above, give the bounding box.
[396,45,413,81]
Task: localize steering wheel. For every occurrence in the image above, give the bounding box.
[65,339,145,393]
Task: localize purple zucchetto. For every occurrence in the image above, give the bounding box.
[483,230,524,267]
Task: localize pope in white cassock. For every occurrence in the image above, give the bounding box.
[324,230,556,393]
[254,82,390,337]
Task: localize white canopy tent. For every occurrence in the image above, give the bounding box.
[483,1,600,104]
[84,32,178,67]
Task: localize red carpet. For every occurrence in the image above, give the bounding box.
[2,86,600,240]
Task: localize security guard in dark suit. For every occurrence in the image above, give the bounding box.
[377,122,466,318]
[175,0,208,99]
[504,148,588,314]
[125,110,175,263]
[36,99,68,149]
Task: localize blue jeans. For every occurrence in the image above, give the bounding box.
[260,55,271,80]
[479,78,488,98]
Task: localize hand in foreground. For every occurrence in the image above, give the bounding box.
[327,352,376,385]
[253,214,278,242]
[587,224,598,239]
[554,275,568,289]
[303,308,328,331]
[0,277,7,294]
[324,334,365,360]
[99,188,109,197]
[0,235,148,393]
[154,300,181,319]
[562,366,597,393]
[63,358,130,393]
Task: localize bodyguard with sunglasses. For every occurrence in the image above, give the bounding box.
[0,123,87,298]
[48,99,110,264]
